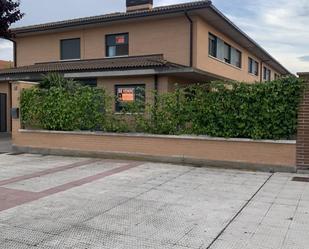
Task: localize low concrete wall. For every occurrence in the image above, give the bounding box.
[12,129,297,172]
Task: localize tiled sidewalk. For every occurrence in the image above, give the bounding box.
[0,153,308,248]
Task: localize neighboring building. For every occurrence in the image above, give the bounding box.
[0,60,12,132]
[0,60,13,69]
[0,0,290,133]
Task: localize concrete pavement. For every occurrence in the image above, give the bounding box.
[0,133,11,153]
[0,153,308,248]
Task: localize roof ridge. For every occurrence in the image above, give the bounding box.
[11,1,211,33]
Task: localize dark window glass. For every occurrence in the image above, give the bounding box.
[106,33,129,57]
[77,78,97,87]
[209,33,242,68]
[60,38,80,60]
[115,84,145,112]
[274,73,280,80]
[223,43,231,63]
[209,33,217,57]
[231,48,241,68]
[263,67,271,81]
[248,57,259,76]
[254,61,259,76]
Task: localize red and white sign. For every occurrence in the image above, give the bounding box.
[115,36,125,44]
[118,88,134,102]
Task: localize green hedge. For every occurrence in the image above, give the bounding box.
[21,86,107,131]
[21,76,304,139]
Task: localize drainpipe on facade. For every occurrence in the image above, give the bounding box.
[6,38,17,68]
[185,12,193,67]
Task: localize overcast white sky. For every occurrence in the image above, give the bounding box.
[0,0,308,74]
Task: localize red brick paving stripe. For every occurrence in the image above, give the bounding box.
[0,187,38,212]
[0,161,143,212]
[38,161,143,196]
[0,159,100,186]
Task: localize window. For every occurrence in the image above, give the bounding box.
[106,33,129,57]
[275,73,280,80]
[60,38,81,60]
[231,48,242,68]
[248,57,259,76]
[263,67,271,81]
[209,33,217,57]
[223,43,231,63]
[208,33,242,68]
[77,78,97,87]
[115,84,145,112]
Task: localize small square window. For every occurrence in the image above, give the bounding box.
[60,38,80,60]
[106,33,129,57]
[115,84,145,112]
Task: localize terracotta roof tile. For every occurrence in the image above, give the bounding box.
[0,54,186,75]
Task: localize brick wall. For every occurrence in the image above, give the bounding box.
[297,74,309,169]
[11,81,297,172]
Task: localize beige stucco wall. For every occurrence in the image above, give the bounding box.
[0,82,11,132]
[193,16,280,82]
[15,15,282,83]
[16,16,190,67]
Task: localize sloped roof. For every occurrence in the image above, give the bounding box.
[10,0,290,75]
[0,54,186,75]
[12,1,211,35]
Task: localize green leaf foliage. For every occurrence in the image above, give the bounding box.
[21,75,304,140]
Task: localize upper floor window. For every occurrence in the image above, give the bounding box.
[60,38,80,60]
[223,43,231,64]
[209,33,217,57]
[274,73,280,80]
[106,33,129,57]
[231,48,242,68]
[263,67,271,81]
[248,57,259,76]
[208,33,242,68]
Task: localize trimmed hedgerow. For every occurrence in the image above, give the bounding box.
[20,75,304,140]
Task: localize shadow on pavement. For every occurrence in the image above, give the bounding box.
[0,133,12,153]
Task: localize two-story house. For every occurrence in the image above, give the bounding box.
[0,0,290,133]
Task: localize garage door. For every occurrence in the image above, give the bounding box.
[0,93,7,132]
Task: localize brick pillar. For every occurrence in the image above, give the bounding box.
[297,75,309,170]
[11,81,39,144]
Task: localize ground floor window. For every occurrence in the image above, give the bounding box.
[77,78,97,87]
[115,84,145,112]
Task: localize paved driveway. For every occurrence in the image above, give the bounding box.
[0,153,308,249]
[0,134,11,153]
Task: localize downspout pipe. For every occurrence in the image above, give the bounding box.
[185,11,193,67]
[6,38,17,68]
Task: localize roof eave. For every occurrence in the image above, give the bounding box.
[11,1,212,36]
[206,4,291,75]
